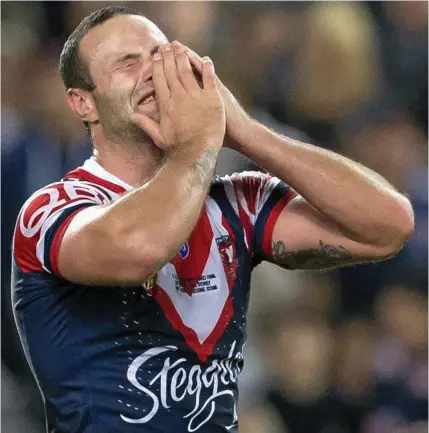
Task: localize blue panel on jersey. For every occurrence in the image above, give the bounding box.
[252,181,290,257]
[43,202,98,273]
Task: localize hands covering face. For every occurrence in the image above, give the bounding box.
[170,41,251,151]
[133,42,226,153]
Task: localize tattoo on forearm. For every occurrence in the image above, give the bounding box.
[192,148,218,187]
[272,240,352,269]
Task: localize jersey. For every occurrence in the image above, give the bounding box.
[11,157,296,433]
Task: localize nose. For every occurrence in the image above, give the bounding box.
[140,61,153,83]
[138,53,154,84]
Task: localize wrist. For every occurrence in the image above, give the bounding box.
[226,117,260,155]
[167,144,219,185]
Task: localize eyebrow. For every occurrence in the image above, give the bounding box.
[115,46,161,63]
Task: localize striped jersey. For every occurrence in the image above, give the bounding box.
[12,157,295,433]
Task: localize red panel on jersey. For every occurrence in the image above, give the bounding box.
[262,190,297,256]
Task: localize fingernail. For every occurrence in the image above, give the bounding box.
[153,52,161,60]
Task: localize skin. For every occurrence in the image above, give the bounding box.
[63,16,413,275]
[67,15,169,186]
[59,16,226,285]
[175,42,414,270]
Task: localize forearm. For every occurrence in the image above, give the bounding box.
[237,120,414,247]
[104,145,218,266]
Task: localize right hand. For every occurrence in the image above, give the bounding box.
[134,43,226,153]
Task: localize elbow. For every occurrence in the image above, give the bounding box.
[381,197,415,258]
[120,235,168,285]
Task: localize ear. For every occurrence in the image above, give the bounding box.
[67,88,99,124]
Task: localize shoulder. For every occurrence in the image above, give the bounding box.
[13,179,111,273]
[212,171,269,186]
[212,171,286,193]
[211,171,290,204]
[18,180,111,230]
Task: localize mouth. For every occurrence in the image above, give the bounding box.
[138,90,156,106]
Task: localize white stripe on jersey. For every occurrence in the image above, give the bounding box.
[223,178,240,217]
[66,180,124,202]
[235,187,256,224]
[156,238,230,345]
[218,177,251,251]
[258,177,282,213]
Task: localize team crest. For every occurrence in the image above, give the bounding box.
[216,235,237,282]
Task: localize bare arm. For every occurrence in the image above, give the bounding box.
[241,121,414,269]
[181,44,414,269]
[59,49,226,285]
[59,147,218,285]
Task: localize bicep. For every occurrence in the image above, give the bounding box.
[58,206,155,286]
[267,196,395,270]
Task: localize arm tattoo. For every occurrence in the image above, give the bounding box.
[272,239,353,270]
[192,148,218,188]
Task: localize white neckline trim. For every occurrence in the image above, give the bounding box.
[81,157,133,191]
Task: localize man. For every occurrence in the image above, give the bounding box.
[12,5,414,433]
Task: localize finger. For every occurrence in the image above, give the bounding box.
[185,49,204,75]
[152,52,170,104]
[174,51,200,93]
[134,114,163,146]
[186,48,224,91]
[161,45,184,94]
[201,57,216,90]
[172,42,206,87]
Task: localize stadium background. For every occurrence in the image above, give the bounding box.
[1,2,427,432]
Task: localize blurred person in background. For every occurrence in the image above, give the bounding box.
[240,310,354,433]
[361,284,428,433]
[8,4,415,433]
[1,2,426,433]
[335,109,428,319]
[253,1,381,147]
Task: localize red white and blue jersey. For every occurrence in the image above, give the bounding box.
[12,157,296,433]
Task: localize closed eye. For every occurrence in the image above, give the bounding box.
[123,59,138,68]
[116,53,141,69]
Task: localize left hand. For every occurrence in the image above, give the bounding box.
[170,41,252,151]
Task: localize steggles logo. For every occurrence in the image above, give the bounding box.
[121,341,242,432]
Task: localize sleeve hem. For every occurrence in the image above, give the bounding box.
[261,190,298,256]
[49,208,86,279]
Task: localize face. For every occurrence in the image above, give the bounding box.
[79,15,168,143]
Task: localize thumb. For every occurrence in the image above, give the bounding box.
[134,114,164,147]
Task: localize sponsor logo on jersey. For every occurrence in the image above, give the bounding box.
[121,341,242,432]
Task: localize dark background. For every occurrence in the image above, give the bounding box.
[2,2,427,432]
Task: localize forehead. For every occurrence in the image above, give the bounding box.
[80,15,168,67]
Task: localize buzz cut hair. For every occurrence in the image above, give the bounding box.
[59,5,145,135]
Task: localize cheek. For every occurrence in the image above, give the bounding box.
[98,86,130,111]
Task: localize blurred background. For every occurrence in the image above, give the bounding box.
[1,1,427,432]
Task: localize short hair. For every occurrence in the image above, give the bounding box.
[59,5,145,136]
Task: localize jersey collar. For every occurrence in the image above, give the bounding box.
[81,157,133,192]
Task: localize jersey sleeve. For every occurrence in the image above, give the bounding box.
[220,171,297,258]
[13,180,111,278]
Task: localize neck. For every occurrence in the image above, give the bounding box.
[92,133,165,187]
